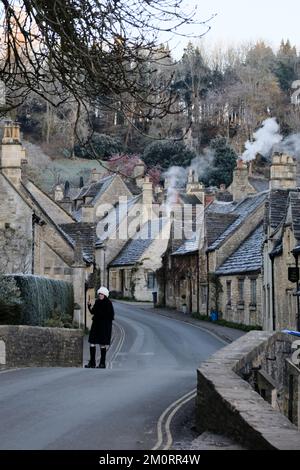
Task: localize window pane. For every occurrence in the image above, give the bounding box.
[147,272,156,290]
[238,279,244,302]
[251,279,257,305]
[226,280,231,305]
[201,286,207,305]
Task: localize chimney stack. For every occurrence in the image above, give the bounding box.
[228,158,256,201]
[90,168,102,183]
[142,176,153,222]
[0,121,25,186]
[133,161,145,188]
[270,152,297,190]
[186,168,204,203]
[54,185,64,202]
[2,121,21,144]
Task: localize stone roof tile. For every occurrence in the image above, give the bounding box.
[59,222,96,263]
[268,189,293,229]
[109,218,167,267]
[206,213,238,246]
[208,192,267,251]
[215,224,264,275]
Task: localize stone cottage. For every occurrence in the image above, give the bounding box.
[108,218,171,301]
[215,224,264,326]
[262,152,299,331]
[159,157,268,318]
[0,121,96,325]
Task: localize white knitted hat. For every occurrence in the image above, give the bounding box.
[97,286,109,297]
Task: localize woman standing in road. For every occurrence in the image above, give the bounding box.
[85,286,114,369]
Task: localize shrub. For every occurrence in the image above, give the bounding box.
[109,290,123,300]
[74,133,123,160]
[4,275,74,326]
[143,140,197,170]
[0,275,22,325]
[43,307,73,328]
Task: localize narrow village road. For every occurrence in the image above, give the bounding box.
[0,302,224,450]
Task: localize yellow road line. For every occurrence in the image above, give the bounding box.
[163,391,197,450]
[152,388,196,450]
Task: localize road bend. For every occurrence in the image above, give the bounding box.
[0,301,224,450]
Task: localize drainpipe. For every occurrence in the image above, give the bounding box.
[196,251,200,314]
[84,281,87,330]
[271,256,276,331]
[107,266,110,290]
[206,251,209,317]
[31,214,36,274]
[294,253,300,331]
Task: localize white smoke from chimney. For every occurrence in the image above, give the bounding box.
[163,149,215,214]
[188,149,214,178]
[164,166,186,215]
[242,118,283,162]
[275,133,300,159]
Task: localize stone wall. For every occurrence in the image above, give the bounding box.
[197,331,300,449]
[218,273,263,326]
[0,174,33,273]
[273,227,298,330]
[94,175,132,222]
[0,325,83,368]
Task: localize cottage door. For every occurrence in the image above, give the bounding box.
[188,278,193,314]
[120,270,125,296]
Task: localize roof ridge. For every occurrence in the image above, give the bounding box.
[0,172,34,210]
[26,179,76,222]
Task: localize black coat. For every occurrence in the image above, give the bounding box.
[88,297,114,345]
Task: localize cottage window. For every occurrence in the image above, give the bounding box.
[147,272,156,290]
[250,279,257,306]
[111,271,117,290]
[193,279,196,295]
[226,280,232,306]
[54,267,62,275]
[200,285,207,306]
[238,278,244,304]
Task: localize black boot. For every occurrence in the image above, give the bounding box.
[85,346,96,368]
[98,347,106,368]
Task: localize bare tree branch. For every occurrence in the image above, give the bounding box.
[0,1,212,119]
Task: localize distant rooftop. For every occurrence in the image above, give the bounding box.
[207,192,267,252]
[109,218,168,267]
[216,224,264,275]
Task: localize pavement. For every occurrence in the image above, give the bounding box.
[113,300,246,345]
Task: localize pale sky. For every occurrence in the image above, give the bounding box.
[165,0,300,58]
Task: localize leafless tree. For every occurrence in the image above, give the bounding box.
[0,0,212,122]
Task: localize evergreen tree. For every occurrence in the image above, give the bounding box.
[74,133,123,160]
[274,39,299,92]
[143,140,197,170]
[201,136,237,187]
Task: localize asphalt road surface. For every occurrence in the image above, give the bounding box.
[0,302,225,450]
